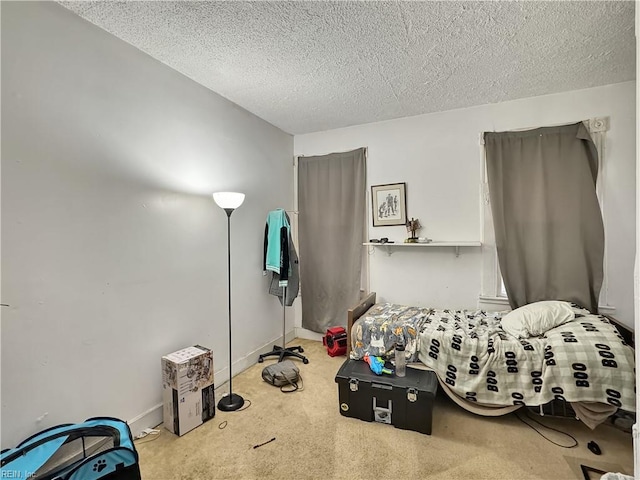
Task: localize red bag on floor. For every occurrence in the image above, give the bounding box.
[323,327,348,357]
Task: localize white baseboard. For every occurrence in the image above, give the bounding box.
[128,403,163,439]
[128,330,300,436]
[294,327,323,342]
[216,329,295,381]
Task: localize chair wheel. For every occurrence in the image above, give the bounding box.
[303,358,309,364]
[298,347,304,353]
[258,357,264,363]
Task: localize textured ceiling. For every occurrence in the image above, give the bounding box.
[58,1,635,135]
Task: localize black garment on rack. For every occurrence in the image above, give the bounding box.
[264,211,299,305]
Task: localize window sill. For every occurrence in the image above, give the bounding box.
[478,295,510,306]
[478,296,616,314]
[598,304,616,314]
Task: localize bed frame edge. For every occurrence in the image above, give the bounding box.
[347,291,377,355]
[604,314,635,349]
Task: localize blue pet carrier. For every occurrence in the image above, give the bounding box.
[0,417,141,480]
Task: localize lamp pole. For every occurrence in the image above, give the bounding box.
[224,209,234,407]
[213,192,245,412]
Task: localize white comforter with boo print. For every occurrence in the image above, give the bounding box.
[350,304,635,412]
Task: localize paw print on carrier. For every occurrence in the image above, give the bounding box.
[93,459,107,473]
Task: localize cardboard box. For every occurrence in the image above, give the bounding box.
[162,345,215,436]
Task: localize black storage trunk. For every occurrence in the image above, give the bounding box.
[335,359,438,435]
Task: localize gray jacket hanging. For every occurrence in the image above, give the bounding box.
[268,215,299,306]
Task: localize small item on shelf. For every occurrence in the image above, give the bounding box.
[405,218,421,243]
[417,237,432,244]
[395,340,406,377]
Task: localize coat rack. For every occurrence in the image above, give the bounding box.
[259,208,309,364]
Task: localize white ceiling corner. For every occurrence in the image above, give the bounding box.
[57,1,635,135]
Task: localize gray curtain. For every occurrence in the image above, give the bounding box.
[485,123,604,313]
[298,148,366,333]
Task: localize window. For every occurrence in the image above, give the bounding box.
[498,272,507,298]
[479,117,610,309]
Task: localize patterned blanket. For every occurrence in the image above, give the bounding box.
[350,303,635,411]
[350,303,429,362]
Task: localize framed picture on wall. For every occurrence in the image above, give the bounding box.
[371,182,407,226]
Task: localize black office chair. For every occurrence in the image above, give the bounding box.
[258,343,308,364]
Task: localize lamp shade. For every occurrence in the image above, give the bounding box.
[212,192,245,210]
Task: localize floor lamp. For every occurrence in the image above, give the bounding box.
[213,191,245,412]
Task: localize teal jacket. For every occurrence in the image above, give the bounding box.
[263,209,290,285]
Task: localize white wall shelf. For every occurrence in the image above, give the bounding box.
[363,241,482,257]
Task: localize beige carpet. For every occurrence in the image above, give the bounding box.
[137,338,633,480]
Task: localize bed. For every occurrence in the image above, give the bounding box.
[347,292,635,428]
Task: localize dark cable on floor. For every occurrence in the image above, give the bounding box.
[253,437,275,449]
[515,411,578,448]
[217,399,252,429]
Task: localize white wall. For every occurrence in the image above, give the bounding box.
[1,2,293,447]
[295,82,636,328]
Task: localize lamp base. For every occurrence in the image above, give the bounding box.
[217,393,245,411]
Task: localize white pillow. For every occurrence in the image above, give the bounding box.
[500,300,575,339]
